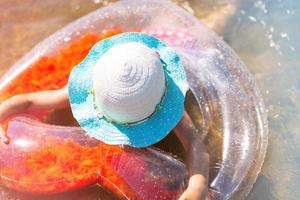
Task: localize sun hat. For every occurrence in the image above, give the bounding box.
[68,32,189,147]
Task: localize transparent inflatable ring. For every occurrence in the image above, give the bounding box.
[0,1,268,200]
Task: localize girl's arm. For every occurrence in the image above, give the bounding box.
[173,112,210,200]
[0,87,69,144]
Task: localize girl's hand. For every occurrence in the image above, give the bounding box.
[0,95,30,144]
[174,111,210,200]
[0,125,9,144]
[0,87,69,144]
[179,175,209,200]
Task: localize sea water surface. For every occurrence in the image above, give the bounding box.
[0,0,299,199]
[223,1,300,199]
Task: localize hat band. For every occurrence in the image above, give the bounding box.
[90,61,169,127]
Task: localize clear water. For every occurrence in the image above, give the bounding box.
[0,0,299,199]
[222,1,300,199]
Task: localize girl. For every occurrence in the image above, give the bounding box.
[0,33,210,200]
[0,87,210,199]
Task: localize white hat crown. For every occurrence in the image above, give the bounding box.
[92,42,166,124]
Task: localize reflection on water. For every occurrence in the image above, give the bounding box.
[0,0,299,199]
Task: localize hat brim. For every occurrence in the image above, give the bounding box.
[68,32,189,147]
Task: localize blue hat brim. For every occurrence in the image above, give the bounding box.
[68,32,189,147]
